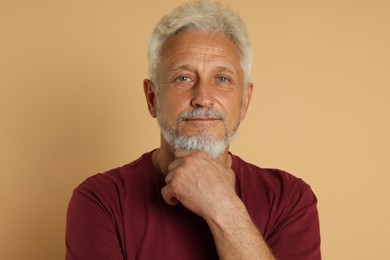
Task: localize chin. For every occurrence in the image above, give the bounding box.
[179,128,225,141]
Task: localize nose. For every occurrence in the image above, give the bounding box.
[190,80,215,108]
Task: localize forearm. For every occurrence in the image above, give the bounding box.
[205,199,275,260]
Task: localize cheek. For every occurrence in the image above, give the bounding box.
[218,96,243,120]
[157,93,186,120]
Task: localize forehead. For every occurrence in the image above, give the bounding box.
[159,31,242,72]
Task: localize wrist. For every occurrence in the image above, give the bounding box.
[204,197,250,233]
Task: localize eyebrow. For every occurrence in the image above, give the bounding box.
[171,64,194,72]
[213,66,236,75]
[169,64,236,75]
[164,65,194,80]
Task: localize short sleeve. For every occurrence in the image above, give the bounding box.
[267,182,321,260]
[65,181,124,260]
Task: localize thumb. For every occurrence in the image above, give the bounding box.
[161,185,179,206]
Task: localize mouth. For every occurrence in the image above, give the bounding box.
[185,117,220,122]
[178,108,225,125]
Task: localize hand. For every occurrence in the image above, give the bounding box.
[161,150,276,259]
[161,150,238,219]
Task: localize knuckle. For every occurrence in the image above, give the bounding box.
[169,178,181,191]
[182,156,195,165]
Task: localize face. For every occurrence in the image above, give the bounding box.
[144,31,253,158]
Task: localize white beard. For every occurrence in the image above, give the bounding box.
[156,106,240,159]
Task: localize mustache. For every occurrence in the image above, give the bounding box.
[178,108,225,122]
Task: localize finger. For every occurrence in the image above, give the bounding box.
[164,170,174,184]
[161,185,179,206]
[175,150,212,161]
[174,149,194,159]
[168,150,199,171]
[167,158,181,172]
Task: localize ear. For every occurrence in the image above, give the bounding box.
[143,79,157,118]
[240,82,253,120]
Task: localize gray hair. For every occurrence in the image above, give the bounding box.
[147,0,252,88]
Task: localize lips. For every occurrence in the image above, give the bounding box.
[178,108,225,124]
[185,117,220,122]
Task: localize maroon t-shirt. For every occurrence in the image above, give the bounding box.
[66,151,321,259]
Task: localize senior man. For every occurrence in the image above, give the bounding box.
[66,1,321,259]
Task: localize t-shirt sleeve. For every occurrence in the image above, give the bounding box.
[65,178,124,260]
[267,181,321,260]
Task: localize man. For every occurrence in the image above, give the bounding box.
[66,1,321,259]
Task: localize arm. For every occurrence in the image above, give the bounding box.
[65,186,124,260]
[204,196,275,260]
[266,179,321,259]
[161,151,275,259]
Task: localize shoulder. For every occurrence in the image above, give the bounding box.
[231,153,317,219]
[230,153,319,245]
[74,151,157,201]
[231,153,311,194]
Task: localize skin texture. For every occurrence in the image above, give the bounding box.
[143,31,275,259]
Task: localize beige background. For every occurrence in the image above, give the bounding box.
[1,0,389,259]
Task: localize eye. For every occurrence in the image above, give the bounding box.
[217,76,229,83]
[177,76,191,83]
